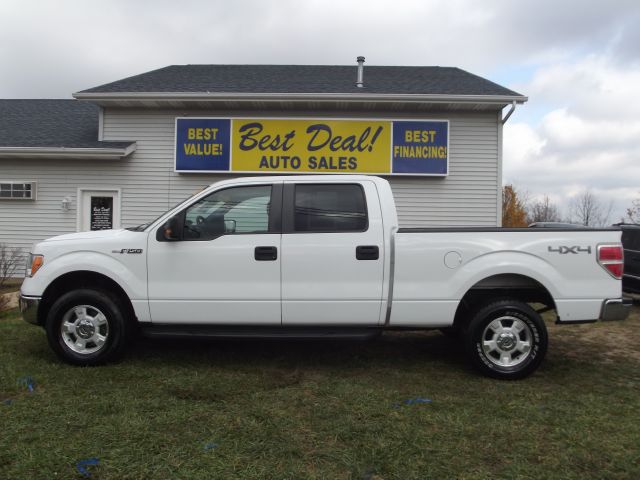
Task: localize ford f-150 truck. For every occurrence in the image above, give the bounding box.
[20,175,631,379]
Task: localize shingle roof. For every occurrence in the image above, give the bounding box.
[0,99,132,149]
[78,64,524,97]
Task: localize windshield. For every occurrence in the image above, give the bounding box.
[125,190,206,232]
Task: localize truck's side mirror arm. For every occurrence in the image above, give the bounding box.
[157,215,182,241]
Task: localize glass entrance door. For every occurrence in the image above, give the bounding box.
[79,189,120,231]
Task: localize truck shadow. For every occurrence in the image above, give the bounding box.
[126,330,467,371]
[123,331,473,401]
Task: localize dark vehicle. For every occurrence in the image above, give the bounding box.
[618,223,640,294]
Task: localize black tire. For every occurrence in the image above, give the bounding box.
[464,299,548,380]
[45,288,131,366]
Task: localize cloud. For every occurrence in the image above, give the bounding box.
[520,55,640,120]
[1,0,640,97]
[541,109,640,153]
[1,0,638,221]
[504,55,640,221]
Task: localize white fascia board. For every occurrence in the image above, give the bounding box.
[73,91,528,105]
[0,143,137,159]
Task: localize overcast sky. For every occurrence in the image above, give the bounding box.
[1,0,639,222]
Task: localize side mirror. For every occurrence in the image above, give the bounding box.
[163,216,181,241]
[224,219,237,233]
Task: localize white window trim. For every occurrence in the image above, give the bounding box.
[76,187,122,232]
[0,181,37,200]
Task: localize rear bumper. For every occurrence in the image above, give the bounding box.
[599,298,633,321]
[19,294,41,325]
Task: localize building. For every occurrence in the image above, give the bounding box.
[0,60,526,272]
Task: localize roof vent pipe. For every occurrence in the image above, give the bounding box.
[356,56,365,88]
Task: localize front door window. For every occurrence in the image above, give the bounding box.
[182,185,271,240]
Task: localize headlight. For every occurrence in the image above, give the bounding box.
[27,254,44,277]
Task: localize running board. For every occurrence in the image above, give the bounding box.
[139,324,382,340]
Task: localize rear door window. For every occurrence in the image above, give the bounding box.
[293,184,367,232]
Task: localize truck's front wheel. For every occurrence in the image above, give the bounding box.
[464,299,548,380]
[45,289,131,366]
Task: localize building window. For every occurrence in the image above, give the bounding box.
[0,182,37,200]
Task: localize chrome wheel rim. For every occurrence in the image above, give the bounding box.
[60,305,109,355]
[481,315,533,367]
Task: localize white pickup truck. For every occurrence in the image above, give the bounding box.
[20,175,631,379]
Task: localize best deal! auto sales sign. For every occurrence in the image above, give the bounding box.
[175,117,449,176]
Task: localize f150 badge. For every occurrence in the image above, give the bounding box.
[548,246,592,254]
[112,248,143,254]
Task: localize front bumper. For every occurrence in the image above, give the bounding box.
[19,294,41,325]
[599,298,633,321]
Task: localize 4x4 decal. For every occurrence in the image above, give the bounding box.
[548,246,592,254]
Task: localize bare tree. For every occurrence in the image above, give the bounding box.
[626,194,640,223]
[527,195,561,224]
[0,244,23,287]
[569,190,613,227]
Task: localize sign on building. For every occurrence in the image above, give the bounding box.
[90,196,113,230]
[175,117,448,176]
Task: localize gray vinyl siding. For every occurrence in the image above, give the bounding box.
[389,114,499,227]
[0,159,128,273]
[0,108,499,276]
[102,108,499,228]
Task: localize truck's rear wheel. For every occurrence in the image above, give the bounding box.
[464,299,547,380]
[45,289,130,366]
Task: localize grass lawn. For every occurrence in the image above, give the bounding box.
[1,306,639,479]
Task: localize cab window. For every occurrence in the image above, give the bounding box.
[183,185,271,240]
[293,184,367,232]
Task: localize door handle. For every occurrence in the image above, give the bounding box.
[356,245,379,260]
[255,246,277,261]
